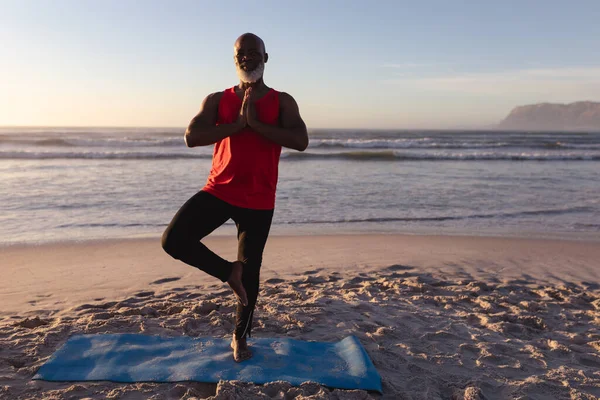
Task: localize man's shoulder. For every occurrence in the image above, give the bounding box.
[275,90,292,99]
[204,90,228,107]
[207,90,227,101]
[276,91,298,106]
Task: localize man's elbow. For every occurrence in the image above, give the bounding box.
[184,132,197,148]
[296,135,309,152]
[296,143,308,152]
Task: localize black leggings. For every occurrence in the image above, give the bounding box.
[161,190,274,339]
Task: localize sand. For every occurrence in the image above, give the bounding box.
[1,234,600,399]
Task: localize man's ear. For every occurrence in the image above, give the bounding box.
[264,53,269,63]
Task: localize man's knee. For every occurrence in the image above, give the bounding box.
[161,228,180,259]
[241,257,262,272]
[240,258,262,284]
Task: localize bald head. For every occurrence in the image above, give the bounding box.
[234,33,266,54]
[233,33,268,84]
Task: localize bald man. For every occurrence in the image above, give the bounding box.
[162,33,308,362]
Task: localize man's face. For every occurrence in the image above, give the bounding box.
[234,36,266,83]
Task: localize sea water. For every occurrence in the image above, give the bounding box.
[1,127,599,245]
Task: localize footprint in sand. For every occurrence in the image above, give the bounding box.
[384,264,415,272]
[578,354,600,368]
[6,358,26,369]
[303,276,327,284]
[150,277,181,285]
[73,301,118,312]
[582,281,600,290]
[15,317,48,329]
[265,278,285,284]
[302,268,323,275]
[134,291,155,298]
[165,305,185,315]
[459,343,479,354]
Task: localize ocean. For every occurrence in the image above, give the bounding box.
[1,127,599,245]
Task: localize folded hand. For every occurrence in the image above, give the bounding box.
[245,88,259,128]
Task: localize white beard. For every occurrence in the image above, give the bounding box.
[236,62,265,83]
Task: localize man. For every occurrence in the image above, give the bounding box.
[162,33,308,362]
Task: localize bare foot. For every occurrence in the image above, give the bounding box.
[227,261,248,306]
[231,334,252,362]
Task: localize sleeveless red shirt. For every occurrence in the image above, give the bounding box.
[202,87,282,210]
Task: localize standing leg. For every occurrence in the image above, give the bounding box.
[161,191,234,282]
[230,206,274,361]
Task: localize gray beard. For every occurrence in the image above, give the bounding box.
[236,62,265,83]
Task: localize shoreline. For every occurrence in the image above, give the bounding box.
[2,225,600,249]
[3,233,600,318]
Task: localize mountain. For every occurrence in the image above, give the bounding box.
[498,101,600,131]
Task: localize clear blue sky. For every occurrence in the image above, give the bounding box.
[1,0,599,129]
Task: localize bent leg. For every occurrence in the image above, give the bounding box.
[161,191,234,282]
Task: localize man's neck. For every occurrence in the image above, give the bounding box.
[237,78,267,91]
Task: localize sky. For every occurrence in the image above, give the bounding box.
[1,0,600,129]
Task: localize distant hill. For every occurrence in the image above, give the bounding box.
[498,101,600,131]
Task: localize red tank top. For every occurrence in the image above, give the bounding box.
[202,87,281,210]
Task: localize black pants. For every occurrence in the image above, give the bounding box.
[161,190,274,339]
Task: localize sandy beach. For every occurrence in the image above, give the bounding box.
[2,234,600,399]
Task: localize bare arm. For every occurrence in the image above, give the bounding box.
[247,92,309,151]
[184,92,245,148]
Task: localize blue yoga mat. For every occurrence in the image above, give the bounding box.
[34,334,382,393]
